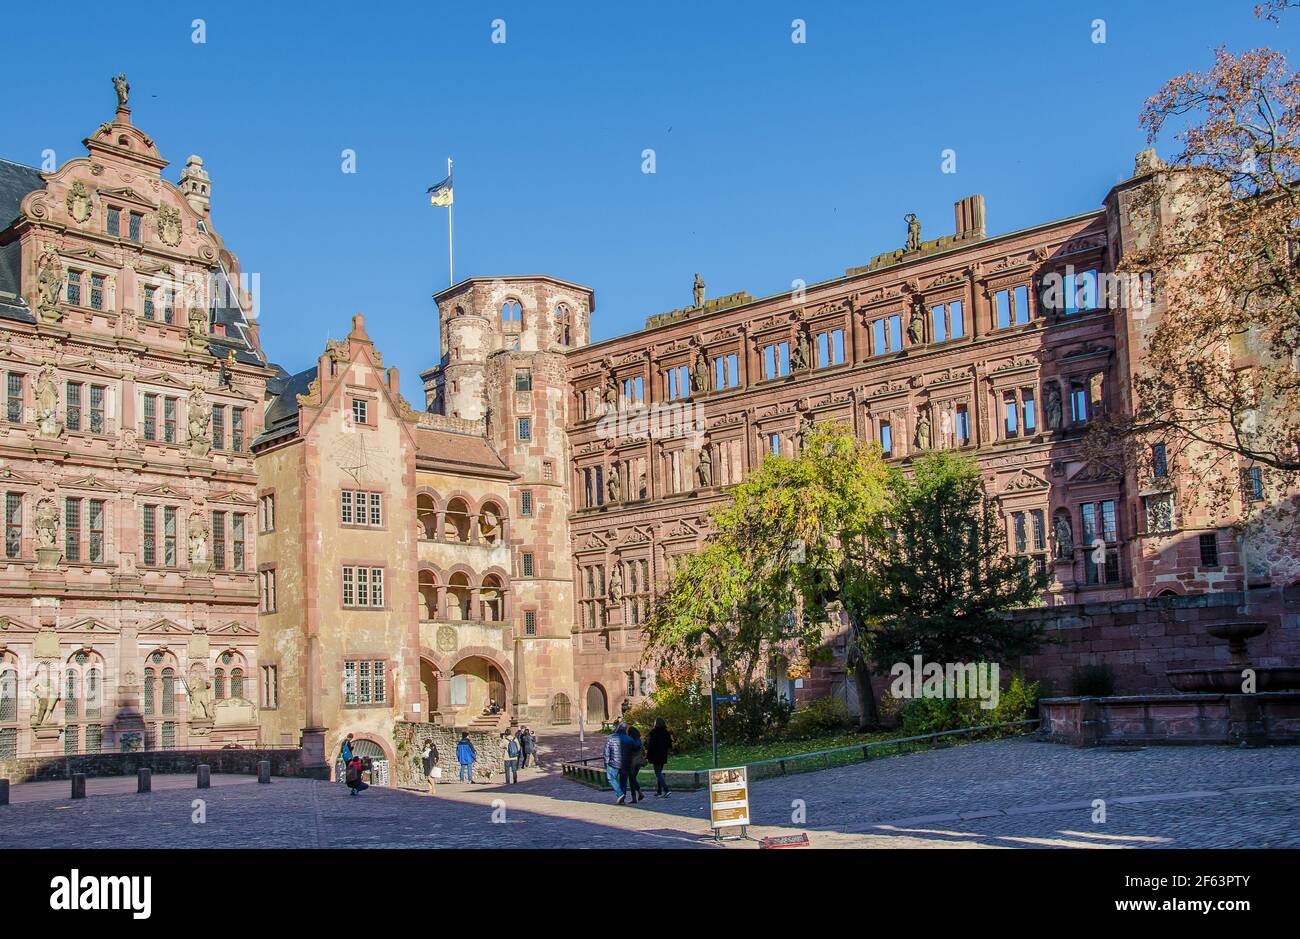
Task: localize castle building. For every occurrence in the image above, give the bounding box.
[1,85,1295,772]
[0,85,269,762]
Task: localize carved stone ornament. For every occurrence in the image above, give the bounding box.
[187,386,212,456]
[436,625,457,653]
[65,180,92,223]
[156,204,182,247]
[34,244,64,324]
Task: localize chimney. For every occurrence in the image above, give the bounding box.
[179,155,211,218]
[953,195,986,241]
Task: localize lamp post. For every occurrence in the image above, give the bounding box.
[709,654,719,769]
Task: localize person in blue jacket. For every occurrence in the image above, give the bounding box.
[456,731,478,783]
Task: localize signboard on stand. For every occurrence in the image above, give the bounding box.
[708,766,750,838]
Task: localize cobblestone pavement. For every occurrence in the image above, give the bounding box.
[2,739,1296,848]
[7,773,259,804]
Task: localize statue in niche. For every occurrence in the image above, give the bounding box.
[904,213,922,252]
[1053,511,1074,559]
[792,328,810,370]
[607,462,621,502]
[34,245,63,322]
[188,511,209,565]
[112,73,130,108]
[1045,382,1063,431]
[693,273,706,309]
[30,668,60,727]
[602,377,617,412]
[696,445,713,488]
[691,351,709,395]
[35,364,60,436]
[35,498,59,548]
[608,565,624,603]
[187,305,208,347]
[907,296,925,345]
[188,669,214,721]
[188,386,212,455]
[914,407,932,451]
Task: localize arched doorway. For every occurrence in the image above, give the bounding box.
[419,659,440,719]
[450,655,508,718]
[585,683,608,725]
[348,738,390,787]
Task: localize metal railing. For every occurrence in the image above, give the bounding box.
[562,719,1040,790]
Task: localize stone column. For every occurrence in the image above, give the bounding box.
[469,513,480,544]
[434,510,445,541]
[470,587,481,621]
[299,634,330,779]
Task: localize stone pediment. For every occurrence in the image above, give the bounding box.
[59,357,127,381]
[0,466,41,486]
[993,355,1039,373]
[1000,469,1049,493]
[140,618,190,636]
[209,621,257,636]
[209,490,256,506]
[97,185,157,209]
[0,615,37,634]
[575,532,609,552]
[663,518,702,540]
[60,617,116,633]
[64,475,117,492]
[1066,460,1121,484]
[135,483,186,500]
[137,371,193,389]
[618,526,653,546]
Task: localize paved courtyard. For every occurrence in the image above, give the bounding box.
[2,738,1297,848]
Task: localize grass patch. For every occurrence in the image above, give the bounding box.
[664,729,903,771]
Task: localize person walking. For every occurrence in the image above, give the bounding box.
[338,733,355,785]
[624,725,646,803]
[345,754,367,796]
[527,728,541,770]
[421,739,440,794]
[456,731,477,784]
[603,724,627,803]
[501,731,520,785]
[518,727,533,770]
[646,717,674,797]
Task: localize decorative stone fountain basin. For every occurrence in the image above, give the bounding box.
[1165,621,1300,693]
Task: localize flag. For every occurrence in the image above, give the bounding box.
[427,174,453,207]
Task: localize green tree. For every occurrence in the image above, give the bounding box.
[851,451,1048,669]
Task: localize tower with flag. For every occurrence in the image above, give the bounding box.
[428,159,454,285]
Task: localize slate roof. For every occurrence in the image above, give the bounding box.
[0,159,45,323]
[251,364,315,448]
[0,158,44,231]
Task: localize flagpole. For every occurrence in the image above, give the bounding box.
[447,157,454,287]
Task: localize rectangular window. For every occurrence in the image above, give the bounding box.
[1199,532,1220,567]
[90,274,104,311]
[1022,389,1037,434]
[232,513,245,570]
[65,382,82,432]
[369,493,382,526]
[1070,383,1089,423]
[212,511,226,571]
[1013,512,1027,553]
[89,384,105,434]
[163,396,176,443]
[142,505,156,566]
[1031,510,1046,551]
[128,212,142,242]
[520,490,533,516]
[340,490,353,525]
[994,289,1012,329]
[260,569,277,612]
[514,368,533,392]
[143,394,157,441]
[352,398,368,425]
[524,610,537,636]
[342,567,385,608]
[143,286,156,320]
[260,494,276,532]
[64,497,81,562]
[1014,285,1030,325]
[5,492,21,559]
[816,329,845,368]
[231,408,245,452]
[1247,466,1264,501]
[260,665,279,709]
[763,342,791,380]
[1004,394,1018,436]
[163,506,177,567]
[163,290,175,324]
[89,499,104,562]
[518,417,531,440]
[211,405,225,450]
[873,315,903,354]
[879,420,893,457]
[522,552,535,577]
[107,206,121,236]
[1152,443,1168,478]
[666,364,690,400]
[6,373,22,423]
[712,353,739,391]
[955,404,970,446]
[66,270,82,306]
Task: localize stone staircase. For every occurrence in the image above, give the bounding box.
[467,712,509,733]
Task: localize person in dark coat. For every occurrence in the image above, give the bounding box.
[345,756,367,796]
[456,732,478,783]
[624,725,646,803]
[421,739,440,793]
[516,728,530,770]
[501,731,520,785]
[604,724,626,802]
[646,717,674,797]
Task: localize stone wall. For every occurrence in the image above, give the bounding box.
[391,721,509,788]
[0,747,301,785]
[1011,587,1300,696]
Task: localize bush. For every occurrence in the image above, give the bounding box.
[1069,663,1116,697]
[623,679,796,753]
[899,672,1040,736]
[718,684,793,742]
[783,696,853,739]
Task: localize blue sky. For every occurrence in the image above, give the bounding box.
[1,1,1291,402]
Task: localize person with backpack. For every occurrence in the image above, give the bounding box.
[646,717,674,797]
[501,731,520,784]
[421,739,440,793]
[624,725,647,803]
[456,731,477,783]
[603,724,627,803]
[345,755,367,796]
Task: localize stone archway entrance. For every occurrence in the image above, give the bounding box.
[585,683,608,725]
[450,654,509,722]
[419,658,441,720]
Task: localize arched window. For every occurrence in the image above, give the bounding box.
[417,493,438,540]
[231,667,245,700]
[481,574,505,622]
[444,498,471,543]
[448,573,472,621]
[143,667,156,715]
[500,299,522,323]
[555,304,572,346]
[85,666,102,720]
[419,570,440,621]
[214,667,226,700]
[479,502,504,544]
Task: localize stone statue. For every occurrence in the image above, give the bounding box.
[35,498,58,548]
[34,245,63,323]
[693,273,705,309]
[1053,512,1074,559]
[29,671,59,727]
[914,407,932,451]
[607,462,621,502]
[792,328,810,370]
[602,377,617,412]
[1045,382,1063,431]
[187,305,208,347]
[690,351,709,395]
[187,386,212,455]
[608,565,624,603]
[696,445,713,488]
[35,364,60,436]
[907,296,925,345]
[188,670,214,721]
[112,73,130,108]
[904,213,922,252]
[188,511,209,564]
